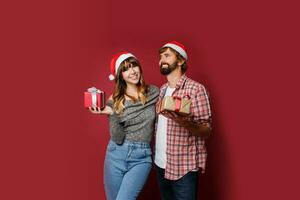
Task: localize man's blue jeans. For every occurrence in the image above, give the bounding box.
[155,164,199,200]
[104,140,152,200]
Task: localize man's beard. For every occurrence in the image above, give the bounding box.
[160,61,178,75]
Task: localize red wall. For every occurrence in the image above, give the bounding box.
[1,0,300,200]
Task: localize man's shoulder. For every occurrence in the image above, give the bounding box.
[184,76,206,92]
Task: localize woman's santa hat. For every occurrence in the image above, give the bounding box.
[162,41,188,60]
[109,52,136,81]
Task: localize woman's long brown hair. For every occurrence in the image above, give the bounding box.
[113,57,148,114]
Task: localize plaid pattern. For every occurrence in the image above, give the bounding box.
[155,74,212,180]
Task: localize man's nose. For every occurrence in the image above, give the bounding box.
[159,58,164,66]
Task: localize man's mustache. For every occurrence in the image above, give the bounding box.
[160,63,169,68]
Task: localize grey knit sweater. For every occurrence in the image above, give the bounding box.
[106,85,159,144]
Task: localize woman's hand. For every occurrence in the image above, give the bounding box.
[88,105,113,115]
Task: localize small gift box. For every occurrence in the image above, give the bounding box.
[159,96,191,116]
[84,87,106,109]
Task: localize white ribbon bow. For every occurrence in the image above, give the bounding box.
[87,87,101,107]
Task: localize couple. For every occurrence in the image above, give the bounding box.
[89,41,212,200]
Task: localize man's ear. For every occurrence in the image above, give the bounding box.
[178,59,185,66]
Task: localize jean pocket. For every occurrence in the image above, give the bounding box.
[107,142,116,152]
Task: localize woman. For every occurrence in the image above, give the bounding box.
[89,52,159,200]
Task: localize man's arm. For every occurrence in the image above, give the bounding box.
[180,119,211,137]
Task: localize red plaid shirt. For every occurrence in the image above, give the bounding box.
[155,74,212,180]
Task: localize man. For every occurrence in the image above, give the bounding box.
[154,41,212,200]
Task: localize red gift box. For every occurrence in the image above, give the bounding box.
[84,87,106,109]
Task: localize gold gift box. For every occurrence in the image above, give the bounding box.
[160,96,191,115]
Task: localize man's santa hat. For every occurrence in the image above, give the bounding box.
[162,41,188,60]
[109,52,136,81]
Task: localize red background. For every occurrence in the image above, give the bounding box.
[1,0,300,199]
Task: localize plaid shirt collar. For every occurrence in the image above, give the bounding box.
[161,74,188,92]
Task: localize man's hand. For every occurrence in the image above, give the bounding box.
[88,105,113,115]
[160,110,190,126]
[160,110,211,138]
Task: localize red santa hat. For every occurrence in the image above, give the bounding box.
[109,52,136,81]
[162,41,188,60]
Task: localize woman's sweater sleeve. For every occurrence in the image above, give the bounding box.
[106,100,126,144]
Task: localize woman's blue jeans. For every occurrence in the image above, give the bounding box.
[104,140,152,200]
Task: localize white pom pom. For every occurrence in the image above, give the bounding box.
[108,74,115,81]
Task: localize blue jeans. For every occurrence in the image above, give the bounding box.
[155,164,199,200]
[104,140,152,200]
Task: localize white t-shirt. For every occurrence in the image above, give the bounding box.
[154,86,175,169]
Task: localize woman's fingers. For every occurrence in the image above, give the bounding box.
[89,107,100,114]
[88,106,113,115]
